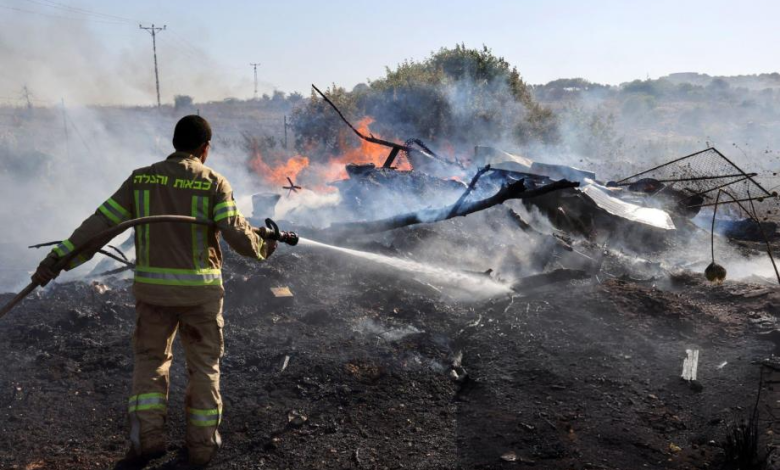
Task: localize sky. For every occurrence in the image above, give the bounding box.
[0,0,778,105]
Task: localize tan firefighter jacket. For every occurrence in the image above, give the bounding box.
[46,152,269,306]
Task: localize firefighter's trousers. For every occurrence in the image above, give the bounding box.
[128,299,224,457]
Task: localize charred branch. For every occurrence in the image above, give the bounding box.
[29,241,134,268]
[328,179,579,236]
[311,85,464,170]
[311,84,405,154]
[447,165,491,218]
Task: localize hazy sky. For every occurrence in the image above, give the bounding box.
[1,0,778,105]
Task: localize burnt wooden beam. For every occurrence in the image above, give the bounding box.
[383,146,401,168]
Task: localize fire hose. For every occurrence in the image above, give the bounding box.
[0,215,298,319]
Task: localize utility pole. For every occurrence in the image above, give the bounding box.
[139,24,166,107]
[21,86,32,110]
[284,115,293,150]
[249,63,261,99]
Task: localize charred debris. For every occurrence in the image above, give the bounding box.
[248,86,780,294]
[6,87,780,470]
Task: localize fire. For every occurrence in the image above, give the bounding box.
[248,116,413,190]
[325,117,412,180]
[249,150,310,187]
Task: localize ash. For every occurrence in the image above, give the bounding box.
[2,208,780,470]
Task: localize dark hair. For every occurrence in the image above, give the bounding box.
[172,115,212,152]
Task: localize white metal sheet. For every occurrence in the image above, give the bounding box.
[580,184,676,230]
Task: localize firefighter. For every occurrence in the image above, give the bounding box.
[32,115,275,466]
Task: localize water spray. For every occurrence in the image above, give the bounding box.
[297,237,512,298]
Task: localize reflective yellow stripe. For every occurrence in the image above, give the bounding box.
[213,201,235,211]
[52,240,87,269]
[134,190,151,266]
[143,191,150,264]
[129,403,166,412]
[134,267,222,287]
[214,210,239,222]
[188,407,221,427]
[191,196,209,269]
[98,197,131,226]
[213,200,238,222]
[52,239,75,258]
[99,205,121,225]
[107,198,131,218]
[68,254,88,269]
[128,393,167,413]
[128,392,166,402]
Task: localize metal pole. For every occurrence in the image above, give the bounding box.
[250,63,261,99]
[152,26,160,107]
[140,24,166,107]
[747,189,780,286]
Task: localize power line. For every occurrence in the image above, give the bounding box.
[139,24,166,107]
[158,36,200,63]
[22,0,144,24]
[0,2,128,24]
[167,29,203,57]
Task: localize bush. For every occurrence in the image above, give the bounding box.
[291,44,559,157]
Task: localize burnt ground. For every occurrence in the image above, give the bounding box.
[0,217,779,470]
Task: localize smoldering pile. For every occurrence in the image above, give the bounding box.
[245,143,780,298]
[237,89,780,297]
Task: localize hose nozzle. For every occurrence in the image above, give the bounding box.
[256,218,299,246]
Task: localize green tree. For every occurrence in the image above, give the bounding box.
[291,44,559,156]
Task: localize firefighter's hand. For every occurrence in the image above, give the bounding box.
[263,239,278,259]
[32,256,59,286]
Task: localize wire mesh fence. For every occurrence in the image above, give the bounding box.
[616,147,779,221]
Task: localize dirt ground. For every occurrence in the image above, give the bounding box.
[0,216,778,470]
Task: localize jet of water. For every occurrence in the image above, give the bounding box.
[298,237,512,298]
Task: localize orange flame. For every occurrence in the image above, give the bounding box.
[249,150,310,187]
[248,116,413,191]
[323,117,412,180]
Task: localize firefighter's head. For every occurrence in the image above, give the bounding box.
[173,115,212,162]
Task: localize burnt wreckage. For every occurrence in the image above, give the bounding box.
[259,86,780,291]
[5,88,780,470]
